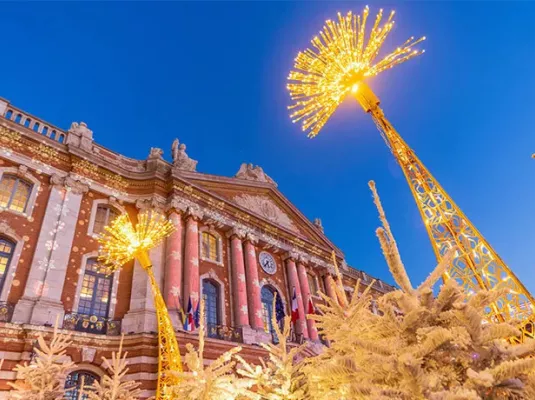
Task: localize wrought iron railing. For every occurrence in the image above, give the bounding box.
[206,324,243,343]
[63,313,121,335]
[0,301,13,322]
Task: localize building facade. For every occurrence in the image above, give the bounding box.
[0,97,394,398]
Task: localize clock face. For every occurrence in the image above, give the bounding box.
[259,251,277,275]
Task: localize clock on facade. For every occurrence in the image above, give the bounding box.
[259,251,277,275]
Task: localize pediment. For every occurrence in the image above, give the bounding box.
[181,173,338,252]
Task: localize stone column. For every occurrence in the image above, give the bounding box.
[228,228,249,328]
[164,209,184,311]
[243,234,263,330]
[182,207,202,311]
[324,274,337,301]
[13,174,89,325]
[122,199,166,333]
[285,253,309,339]
[297,258,319,341]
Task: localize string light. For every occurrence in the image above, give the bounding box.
[287,7,425,138]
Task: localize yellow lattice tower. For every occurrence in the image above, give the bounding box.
[98,211,182,398]
[287,7,535,342]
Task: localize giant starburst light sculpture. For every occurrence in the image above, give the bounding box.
[287,7,535,342]
[98,211,182,399]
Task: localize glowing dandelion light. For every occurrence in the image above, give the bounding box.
[287,7,535,342]
[287,6,425,138]
[97,211,181,399]
[98,211,175,272]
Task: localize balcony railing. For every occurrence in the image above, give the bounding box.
[63,313,121,336]
[0,302,13,323]
[206,324,243,343]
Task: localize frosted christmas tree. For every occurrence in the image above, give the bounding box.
[304,181,535,400]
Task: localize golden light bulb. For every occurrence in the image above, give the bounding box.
[287,7,425,138]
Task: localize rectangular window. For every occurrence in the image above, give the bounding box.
[201,232,220,262]
[307,273,318,295]
[93,205,119,234]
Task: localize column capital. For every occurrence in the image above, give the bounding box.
[297,254,310,265]
[50,173,89,195]
[185,205,203,221]
[244,232,258,244]
[284,251,298,262]
[226,226,246,240]
[165,196,189,215]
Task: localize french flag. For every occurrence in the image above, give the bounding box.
[184,297,195,332]
[307,296,315,315]
[291,287,299,323]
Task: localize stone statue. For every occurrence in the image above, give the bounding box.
[313,218,324,233]
[148,147,163,160]
[173,143,198,172]
[67,122,94,152]
[172,138,180,164]
[235,163,276,186]
[68,122,93,139]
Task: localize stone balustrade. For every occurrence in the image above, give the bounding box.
[0,99,67,144]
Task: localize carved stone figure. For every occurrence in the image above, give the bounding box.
[148,147,164,160]
[313,218,324,232]
[235,163,276,186]
[67,122,94,152]
[172,138,180,163]
[173,143,198,172]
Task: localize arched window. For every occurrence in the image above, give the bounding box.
[0,174,32,213]
[65,370,99,400]
[58,134,65,143]
[77,259,112,320]
[201,231,221,263]
[42,126,48,136]
[202,279,220,338]
[261,286,284,340]
[92,204,119,235]
[14,114,21,124]
[0,238,15,297]
[23,118,31,128]
[33,122,40,132]
[50,130,56,140]
[5,110,13,120]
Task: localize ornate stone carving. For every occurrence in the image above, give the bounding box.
[284,251,298,262]
[67,122,94,152]
[297,254,311,265]
[185,205,203,221]
[82,347,97,363]
[235,163,276,186]
[148,147,163,160]
[165,196,192,214]
[226,226,246,240]
[233,194,297,232]
[244,232,258,244]
[50,174,89,195]
[313,218,324,233]
[0,220,17,239]
[172,139,197,172]
[135,197,166,212]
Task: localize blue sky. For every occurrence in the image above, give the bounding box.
[1,2,535,291]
